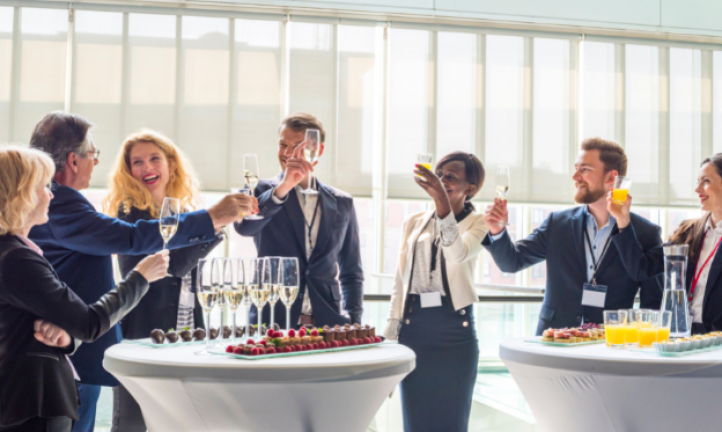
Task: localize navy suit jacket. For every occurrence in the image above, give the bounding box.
[234,174,364,328]
[612,221,722,334]
[28,183,216,386]
[482,206,663,335]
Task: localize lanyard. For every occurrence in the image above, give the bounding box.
[689,230,722,301]
[429,205,473,274]
[301,191,321,256]
[583,220,612,286]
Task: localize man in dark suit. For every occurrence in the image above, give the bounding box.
[235,112,364,329]
[483,138,663,335]
[27,112,256,432]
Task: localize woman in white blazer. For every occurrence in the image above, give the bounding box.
[384,152,488,432]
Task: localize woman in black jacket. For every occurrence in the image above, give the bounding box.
[103,130,225,432]
[0,145,169,432]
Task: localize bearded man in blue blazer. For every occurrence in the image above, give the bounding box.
[28,112,256,432]
[234,113,364,329]
[483,138,663,335]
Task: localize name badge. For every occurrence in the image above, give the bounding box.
[420,291,442,308]
[581,284,607,308]
[180,290,196,308]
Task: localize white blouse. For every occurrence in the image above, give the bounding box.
[409,212,459,295]
[690,218,722,323]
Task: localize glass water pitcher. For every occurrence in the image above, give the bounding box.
[661,244,691,338]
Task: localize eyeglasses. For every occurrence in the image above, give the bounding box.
[85,149,100,160]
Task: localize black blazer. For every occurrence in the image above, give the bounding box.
[234,174,364,328]
[117,207,223,339]
[0,234,147,427]
[482,206,663,335]
[613,221,722,334]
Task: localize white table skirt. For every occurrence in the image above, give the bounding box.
[500,338,722,432]
[104,343,415,432]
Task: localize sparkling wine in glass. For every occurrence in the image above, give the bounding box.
[495,165,510,228]
[243,154,263,220]
[211,258,225,343]
[242,257,262,338]
[196,259,218,355]
[279,257,300,332]
[253,258,272,333]
[222,258,240,344]
[264,257,281,332]
[159,197,180,250]
[302,129,321,195]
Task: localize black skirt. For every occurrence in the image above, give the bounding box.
[398,294,479,432]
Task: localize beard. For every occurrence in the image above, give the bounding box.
[574,182,606,204]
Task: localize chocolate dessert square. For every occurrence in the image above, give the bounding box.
[346,329,357,339]
[358,328,368,338]
[368,326,376,338]
[323,329,336,342]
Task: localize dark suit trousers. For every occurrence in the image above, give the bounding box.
[0,417,72,432]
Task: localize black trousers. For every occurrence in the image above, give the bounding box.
[398,295,479,432]
[0,417,72,432]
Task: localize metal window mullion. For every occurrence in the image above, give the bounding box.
[701,50,713,158]
[659,46,671,205]
[224,18,235,260]
[7,6,20,142]
[280,15,289,119]
[64,6,74,113]
[374,24,389,283]
[173,15,183,142]
[614,43,626,146]
[327,22,339,187]
[474,32,486,286]
[119,12,130,136]
[569,37,579,196]
[522,37,534,201]
[427,30,437,158]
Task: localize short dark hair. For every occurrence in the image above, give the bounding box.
[29,111,93,172]
[436,152,485,201]
[581,137,627,176]
[279,112,326,143]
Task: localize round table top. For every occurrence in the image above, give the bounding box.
[104,342,416,382]
[500,337,722,377]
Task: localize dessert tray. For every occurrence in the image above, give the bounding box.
[123,325,276,348]
[632,332,722,357]
[525,326,606,347]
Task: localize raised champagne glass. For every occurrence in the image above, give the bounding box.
[159,197,180,250]
[243,154,263,220]
[495,165,510,228]
[222,258,240,344]
[195,258,218,355]
[303,129,321,195]
[279,257,300,332]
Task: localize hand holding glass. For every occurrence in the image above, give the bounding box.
[303,129,321,195]
[612,175,632,205]
[242,154,263,220]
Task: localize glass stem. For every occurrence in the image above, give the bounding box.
[246,307,250,340]
[286,306,291,332]
[270,305,275,331]
[231,310,236,345]
[306,173,314,193]
[163,241,168,250]
[205,311,211,352]
[257,307,262,335]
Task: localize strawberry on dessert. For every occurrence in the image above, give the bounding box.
[299,328,307,337]
[363,337,371,345]
[259,340,267,347]
[342,339,350,347]
[250,347,260,356]
[266,347,277,354]
[288,329,296,337]
[311,329,319,337]
[331,340,340,348]
[233,346,244,355]
[246,339,255,345]
[312,343,319,350]
[374,336,382,343]
[267,329,275,337]
[226,345,234,353]
[274,331,284,338]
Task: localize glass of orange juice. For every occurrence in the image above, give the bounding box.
[604,310,627,348]
[638,311,659,348]
[625,309,640,346]
[657,310,672,343]
[612,175,632,205]
[416,153,433,178]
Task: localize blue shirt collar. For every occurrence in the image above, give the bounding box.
[583,205,616,231]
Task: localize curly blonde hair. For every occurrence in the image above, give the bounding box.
[0,145,55,235]
[103,130,200,218]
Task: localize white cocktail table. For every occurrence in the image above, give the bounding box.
[104,343,415,432]
[500,337,722,432]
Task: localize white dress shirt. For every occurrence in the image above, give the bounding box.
[690,218,722,323]
[409,212,459,295]
[272,177,320,317]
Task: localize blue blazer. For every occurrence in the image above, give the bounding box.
[612,221,722,334]
[482,206,663,335]
[234,174,364,328]
[28,183,216,386]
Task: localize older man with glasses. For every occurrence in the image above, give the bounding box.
[28,111,257,432]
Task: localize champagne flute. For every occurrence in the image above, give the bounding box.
[211,258,224,344]
[302,129,321,195]
[252,258,271,333]
[243,154,263,220]
[242,257,261,338]
[196,259,218,355]
[495,165,510,228]
[222,258,240,344]
[159,197,180,250]
[279,257,300,332]
[265,257,281,332]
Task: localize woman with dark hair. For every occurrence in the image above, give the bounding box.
[610,153,722,334]
[384,151,488,432]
